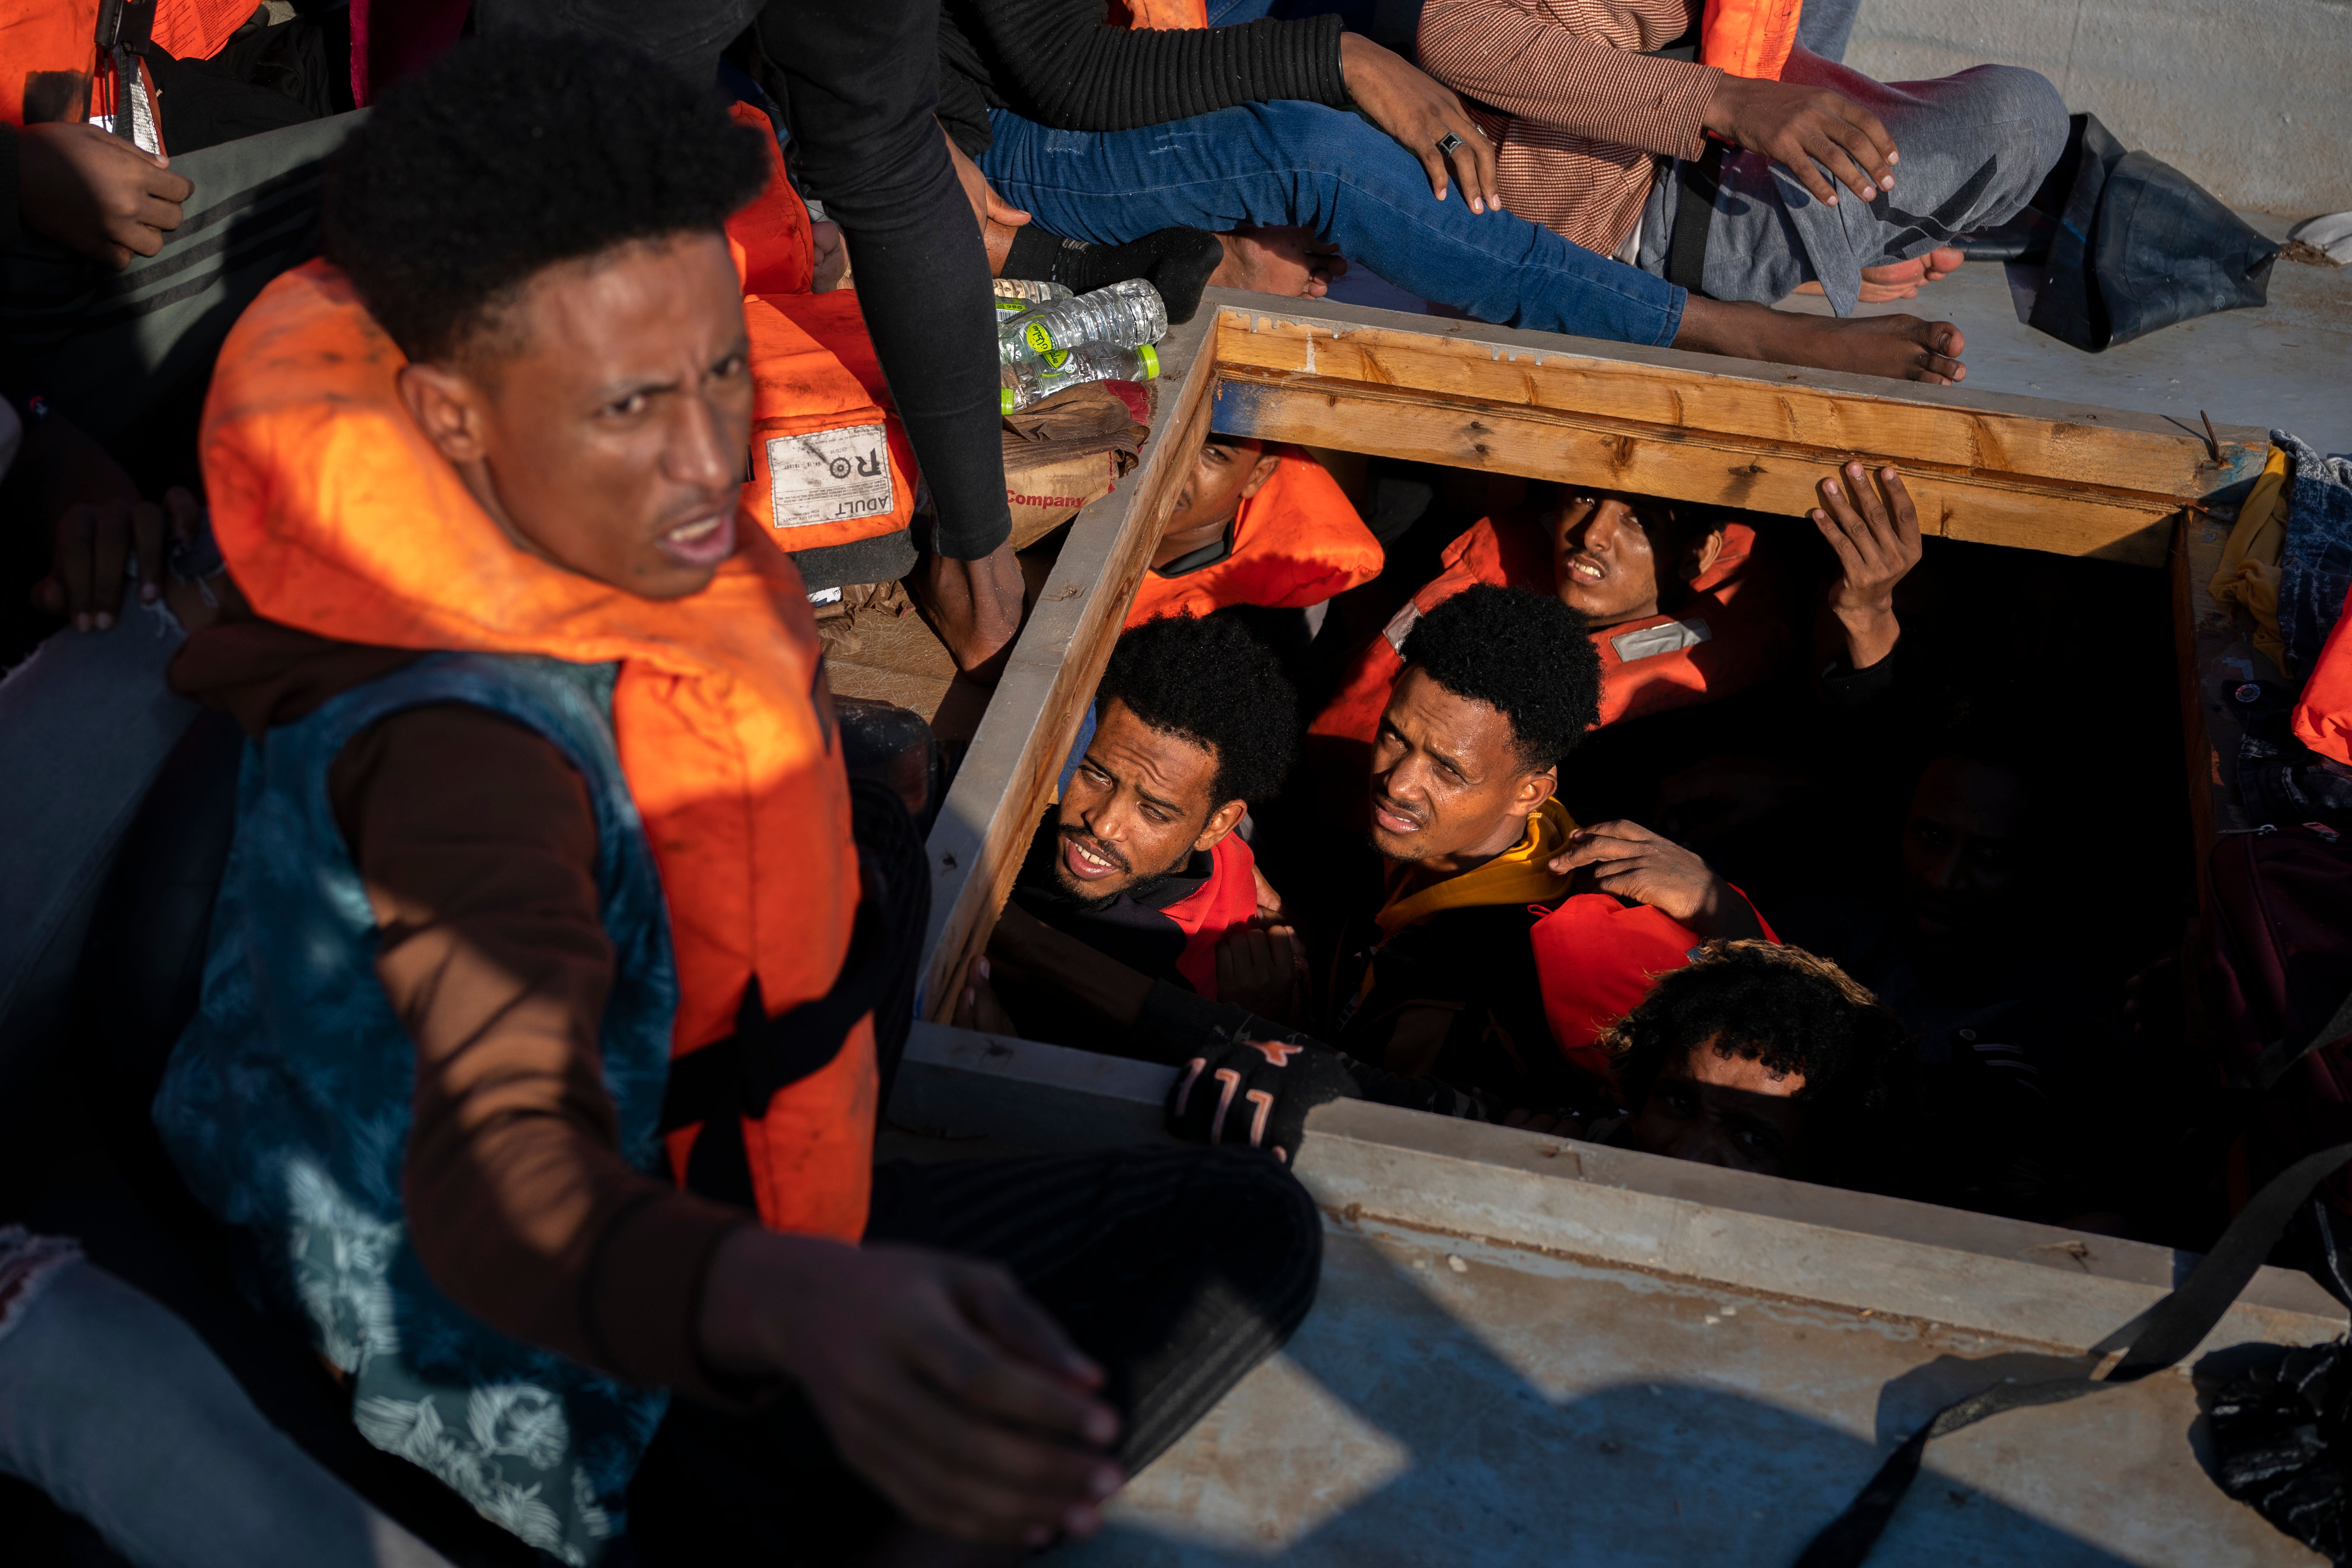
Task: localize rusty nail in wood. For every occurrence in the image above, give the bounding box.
[2199,410,2224,465]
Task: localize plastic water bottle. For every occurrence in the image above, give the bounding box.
[1000,343,1161,412]
[993,278,1074,315]
[997,278,1167,368]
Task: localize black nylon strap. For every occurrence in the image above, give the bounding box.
[658,778,927,1138]
[2247,986,2352,1092]
[1665,141,1726,294]
[1794,1138,2352,1568]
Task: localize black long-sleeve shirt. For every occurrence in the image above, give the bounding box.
[936,0,1349,153]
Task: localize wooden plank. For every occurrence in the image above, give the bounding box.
[1213,375,2183,565]
[1203,299,2270,564]
[917,308,1219,1019]
[1208,300,2270,492]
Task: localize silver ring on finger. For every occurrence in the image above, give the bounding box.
[1435,131,1465,158]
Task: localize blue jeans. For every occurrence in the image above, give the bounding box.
[0,1241,454,1568]
[978,100,1687,346]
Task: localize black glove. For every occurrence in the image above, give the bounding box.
[1166,1031,1363,1163]
[1144,981,1497,1160]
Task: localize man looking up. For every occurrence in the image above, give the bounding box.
[990,614,1302,1042]
[153,42,1318,1565]
[1309,466,1922,798]
[1316,585,1597,1100]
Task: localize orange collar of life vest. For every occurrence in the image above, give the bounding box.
[201,261,862,1074]
[1126,448,1384,628]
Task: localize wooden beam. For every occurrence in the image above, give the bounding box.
[1213,375,2184,564]
[917,307,1218,1020]
[1203,300,2269,565]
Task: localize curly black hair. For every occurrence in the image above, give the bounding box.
[322,36,768,363]
[1399,583,1601,770]
[1099,612,1299,808]
[1604,941,1912,1171]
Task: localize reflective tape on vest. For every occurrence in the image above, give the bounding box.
[1610,616,1714,663]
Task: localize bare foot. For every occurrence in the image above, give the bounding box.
[1208,226,1347,299]
[1675,297,1966,384]
[1792,246,1968,302]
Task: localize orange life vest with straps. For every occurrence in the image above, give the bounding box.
[1165,832,1262,998]
[201,259,879,1240]
[725,100,917,556]
[2,0,251,132]
[1308,508,1787,763]
[1699,0,1802,81]
[1530,892,1779,1084]
[1126,447,1384,629]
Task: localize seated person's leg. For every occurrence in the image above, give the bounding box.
[981,100,1971,382]
[634,1148,1321,1564]
[978,99,1691,345]
[1686,52,2069,312]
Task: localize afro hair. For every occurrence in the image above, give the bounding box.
[322,35,768,363]
[1602,941,1912,1172]
[1399,583,1601,770]
[1099,612,1300,808]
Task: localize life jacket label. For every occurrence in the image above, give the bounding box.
[767,426,895,528]
[1611,616,1713,663]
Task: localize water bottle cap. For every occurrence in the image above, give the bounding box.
[1000,387,1018,413]
[1135,344,1159,379]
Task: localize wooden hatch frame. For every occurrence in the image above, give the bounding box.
[914,288,2273,1019]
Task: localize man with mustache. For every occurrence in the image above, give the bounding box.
[984,614,1306,1044]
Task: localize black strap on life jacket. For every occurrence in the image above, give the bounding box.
[662,777,929,1209]
[2244,986,2352,1093]
[1793,1136,2352,1568]
[1665,140,1727,293]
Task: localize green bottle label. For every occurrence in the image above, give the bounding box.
[1023,320,1058,356]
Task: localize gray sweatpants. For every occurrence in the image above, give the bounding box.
[0,110,362,444]
[1637,51,2068,316]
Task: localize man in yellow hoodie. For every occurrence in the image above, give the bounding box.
[1325,583,1764,1109]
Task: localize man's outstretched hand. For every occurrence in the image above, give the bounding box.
[1167,1033,1359,1163]
[1701,74,1894,209]
[1812,461,1921,671]
[16,121,191,268]
[700,1230,1123,1546]
[1547,821,1767,942]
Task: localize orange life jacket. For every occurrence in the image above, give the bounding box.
[1699,0,1802,81]
[1105,0,1208,28]
[1530,892,1778,1084]
[2,0,99,126]
[1126,447,1384,629]
[3,0,248,131]
[201,260,878,1240]
[2296,584,2352,768]
[1307,509,1787,767]
[150,0,252,66]
[1163,832,1262,999]
[725,100,917,556]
